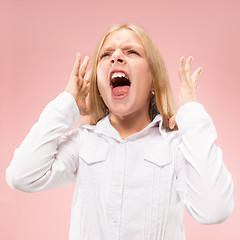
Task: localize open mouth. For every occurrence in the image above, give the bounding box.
[110,72,131,98]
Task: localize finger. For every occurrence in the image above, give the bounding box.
[79,56,90,79]
[82,71,91,88]
[84,70,92,84]
[71,53,81,78]
[192,67,203,81]
[169,115,176,129]
[185,56,192,81]
[192,67,203,87]
[178,56,185,82]
[81,82,89,96]
[86,82,91,89]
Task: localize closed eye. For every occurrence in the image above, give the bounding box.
[100,52,111,59]
[127,49,140,56]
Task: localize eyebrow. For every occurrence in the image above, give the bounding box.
[100,44,144,52]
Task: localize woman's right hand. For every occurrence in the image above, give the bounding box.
[64,53,90,116]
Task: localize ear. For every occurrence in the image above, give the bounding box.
[151,82,155,95]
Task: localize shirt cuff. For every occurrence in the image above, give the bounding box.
[42,92,80,127]
[176,102,212,130]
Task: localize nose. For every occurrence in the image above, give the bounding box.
[110,49,125,64]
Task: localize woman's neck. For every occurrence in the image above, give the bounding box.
[109,109,151,140]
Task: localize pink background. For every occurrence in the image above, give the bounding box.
[1,0,239,239]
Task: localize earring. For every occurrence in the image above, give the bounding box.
[151,90,155,95]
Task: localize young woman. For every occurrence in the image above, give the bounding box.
[6,24,234,240]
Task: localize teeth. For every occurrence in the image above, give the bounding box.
[111,72,128,79]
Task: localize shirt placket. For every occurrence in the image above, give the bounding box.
[106,141,127,240]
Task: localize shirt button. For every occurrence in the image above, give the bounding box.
[114,181,121,188]
[112,216,118,223]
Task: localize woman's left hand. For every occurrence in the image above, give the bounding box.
[169,56,202,129]
[178,56,202,108]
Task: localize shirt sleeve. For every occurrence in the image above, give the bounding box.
[175,102,234,224]
[6,92,81,192]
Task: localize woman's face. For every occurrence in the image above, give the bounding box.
[97,29,152,119]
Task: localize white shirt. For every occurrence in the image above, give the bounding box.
[6,93,234,240]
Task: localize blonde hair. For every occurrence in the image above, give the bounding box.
[89,24,177,130]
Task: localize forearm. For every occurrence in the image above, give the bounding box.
[6,92,80,192]
[176,102,234,224]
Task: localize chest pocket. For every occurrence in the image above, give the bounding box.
[79,140,110,165]
[76,139,110,191]
[144,144,172,167]
[73,139,110,231]
[143,144,174,239]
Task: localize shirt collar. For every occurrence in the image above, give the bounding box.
[80,114,165,142]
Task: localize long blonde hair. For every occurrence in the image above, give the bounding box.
[89,24,177,130]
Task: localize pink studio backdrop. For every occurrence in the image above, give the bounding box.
[1,0,239,239]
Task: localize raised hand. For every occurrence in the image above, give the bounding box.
[178,56,202,108]
[169,56,202,129]
[65,53,90,116]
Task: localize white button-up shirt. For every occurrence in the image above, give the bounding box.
[6,93,234,240]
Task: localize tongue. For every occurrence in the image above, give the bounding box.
[112,86,130,96]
